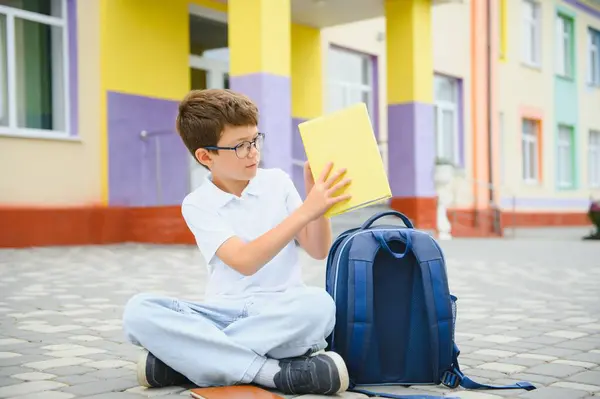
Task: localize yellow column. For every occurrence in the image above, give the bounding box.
[228,0,293,173]
[290,23,323,195]
[385,0,437,230]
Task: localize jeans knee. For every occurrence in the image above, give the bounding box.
[298,288,336,329]
[122,293,155,339]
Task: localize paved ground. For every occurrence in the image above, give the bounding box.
[0,212,599,399]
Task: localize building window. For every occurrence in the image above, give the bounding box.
[0,0,69,135]
[327,47,374,120]
[434,74,460,165]
[522,119,539,183]
[522,0,541,67]
[590,130,600,188]
[556,13,574,79]
[589,28,600,86]
[557,125,575,188]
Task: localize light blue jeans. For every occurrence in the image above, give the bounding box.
[122,286,336,387]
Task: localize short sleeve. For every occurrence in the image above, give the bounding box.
[280,170,304,215]
[181,204,236,265]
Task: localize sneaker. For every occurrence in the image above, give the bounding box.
[137,350,191,388]
[273,351,349,395]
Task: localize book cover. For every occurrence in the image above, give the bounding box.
[190,385,284,399]
[298,102,392,218]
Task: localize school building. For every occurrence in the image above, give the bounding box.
[0,0,599,247]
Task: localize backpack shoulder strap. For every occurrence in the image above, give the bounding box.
[441,344,536,392]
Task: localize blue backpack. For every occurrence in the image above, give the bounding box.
[325,211,536,399]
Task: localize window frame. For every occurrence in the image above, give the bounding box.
[521,118,539,184]
[589,130,600,188]
[557,124,575,189]
[326,46,375,121]
[556,13,575,79]
[588,27,600,87]
[0,1,71,140]
[434,74,460,166]
[521,0,541,68]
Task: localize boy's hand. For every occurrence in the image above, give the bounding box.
[300,162,351,222]
[303,161,315,194]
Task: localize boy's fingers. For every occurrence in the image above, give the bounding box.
[318,162,334,183]
[325,168,346,187]
[328,178,351,194]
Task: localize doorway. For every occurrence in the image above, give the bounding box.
[188,9,229,190]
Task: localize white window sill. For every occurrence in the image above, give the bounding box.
[521,61,542,71]
[523,178,539,186]
[0,128,80,142]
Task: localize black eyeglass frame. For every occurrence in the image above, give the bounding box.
[202,132,265,159]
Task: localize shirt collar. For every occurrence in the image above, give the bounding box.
[202,172,261,208]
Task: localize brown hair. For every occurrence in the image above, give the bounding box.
[176,89,259,167]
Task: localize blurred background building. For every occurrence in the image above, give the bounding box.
[0,0,599,247]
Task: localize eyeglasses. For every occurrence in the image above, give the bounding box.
[203,132,265,159]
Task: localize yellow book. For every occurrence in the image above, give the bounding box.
[298,102,392,218]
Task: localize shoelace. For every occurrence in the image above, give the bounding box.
[283,357,317,390]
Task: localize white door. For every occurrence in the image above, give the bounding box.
[188,54,230,191]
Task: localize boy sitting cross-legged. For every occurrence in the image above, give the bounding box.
[122,89,352,395]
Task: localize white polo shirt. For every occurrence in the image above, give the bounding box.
[181,168,305,300]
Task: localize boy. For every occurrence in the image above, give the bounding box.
[122,89,352,395]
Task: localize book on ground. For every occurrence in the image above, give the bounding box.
[298,102,392,218]
[190,385,284,399]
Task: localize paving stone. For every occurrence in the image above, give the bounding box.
[524,363,585,378]
[125,386,187,397]
[545,331,589,340]
[475,335,522,344]
[552,360,597,369]
[68,335,103,342]
[473,349,516,358]
[43,366,98,376]
[11,372,56,381]
[567,371,600,385]
[23,357,92,370]
[45,348,107,358]
[521,336,568,345]
[59,377,138,395]
[0,381,67,397]
[53,374,100,385]
[461,367,508,380]
[550,382,600,393]
[0,377,21,388]
[517,354,558,361]
[497,357,547,367]
[566,352,600,364]
[0,352,22,359]
[530,347,582,357]
[478,362,527,374]
[81,394,164,399]
[0,354,53,367]
[5,392,76,399]
[555,340,600,351]
[0,338,27,346]
[85,368,134,379]
[518,386,588,398]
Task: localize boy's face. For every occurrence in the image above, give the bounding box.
[196,124,261,181]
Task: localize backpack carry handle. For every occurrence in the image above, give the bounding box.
[374,231,412,259]
[361,211,414,230]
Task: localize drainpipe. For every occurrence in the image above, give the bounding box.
[486,0,497,233]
